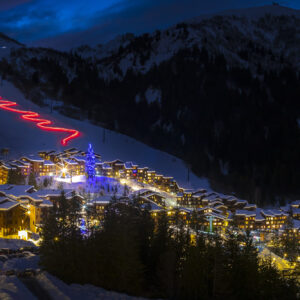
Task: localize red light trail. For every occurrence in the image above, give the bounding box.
[0,97,80,146]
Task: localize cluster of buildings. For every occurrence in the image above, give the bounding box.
[0,184,83,238]
[128,188,293,233]
[0,147,299,241]
[0,149,179,194]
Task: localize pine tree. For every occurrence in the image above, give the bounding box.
[85,143,96,181]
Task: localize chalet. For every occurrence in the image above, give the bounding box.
[146,170,156,184]
[254,209,266,229]
[233,199,248,210]
[21,155,44,176]
[261,209,288,230]
[234,210,256,229]
[202,212,229,230]
[0,197,29,237]
[104,160,124,176]
[100,163,113,177]
[120,162,138,179]
[137,167,149,183]
[62,159,83,176]
[9,160,30,177]
[144,192,166,207]
[176,189,194,207]
[0,162,14,184]
[244,204,257,211]
[291,200,300,210]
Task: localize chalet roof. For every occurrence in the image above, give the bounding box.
[291,200,300,206]
[0,197,19,210]
[40,199,53,207]
[254,209,265,222]
[141,200,164,212]
[0,185,36,197]
[178,207,192,214]
[145,192,166,199]
[0,162,15,170]
[44,160,55,166]
[63,159,78,165]
[262,209,288,217]
[204,212,227,220]
[124,162,134,169]
[292,208,300,214]
[72,156,86,162]
[9,160,29,168]
[90,195,112,204]
[197,206,223,214]
[183,189,194,194]
[21,155,44,162]
[235,210,256,217]
[291,219,300,230]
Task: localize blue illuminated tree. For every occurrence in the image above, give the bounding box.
[86,143,96,181]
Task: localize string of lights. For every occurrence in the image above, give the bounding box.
[0,97,80,146]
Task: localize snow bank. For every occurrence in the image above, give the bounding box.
[36,272,145,300]
[0,239,35,250]
[0,275,36,300]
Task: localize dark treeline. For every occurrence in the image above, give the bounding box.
[40,193,298,299]
[1,44,300,204]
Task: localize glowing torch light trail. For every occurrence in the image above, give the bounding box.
[0,97,80,146]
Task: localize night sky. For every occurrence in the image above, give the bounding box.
[0,0,299,49]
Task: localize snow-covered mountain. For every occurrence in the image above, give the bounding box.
[0,5,299,203]
[72,5,300,80]
[0,33,23,60]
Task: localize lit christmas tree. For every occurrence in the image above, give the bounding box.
[86,143,96,181]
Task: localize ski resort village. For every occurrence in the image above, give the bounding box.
[0,2,300,298]
[0,145,299,253]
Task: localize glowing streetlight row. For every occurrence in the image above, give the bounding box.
[0,97,80,146]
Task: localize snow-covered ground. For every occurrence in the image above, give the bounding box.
[0,238,35,250]
[0,80,210,191]
[0,237,145,299]
[0,275,37,300]
[36,272,146,300]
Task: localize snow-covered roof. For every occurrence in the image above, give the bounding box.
[9,160,29,168]
[40,199,53,207]
[262,209,288,217]
[124,162,134,169]
[0,185,36,197]
[0,197,19,210]
[72,156,86,162]
[254,208,265,222]
[141,200,164,212]
[21,155,44,162]
[291,200,300,206]
[292,219,300,230]
[63,159,78,165]
[90,195,112,204]
[178,207,192,214]
[44,160,55,166]
[205,212,227,220]
[292,208,300,214]
[101,163,112,170]
[235,210,256,217]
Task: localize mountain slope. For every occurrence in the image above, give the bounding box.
[0,5,299,204]
[0,80,209,190]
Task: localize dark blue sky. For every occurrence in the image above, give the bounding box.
[0,0,298,49]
